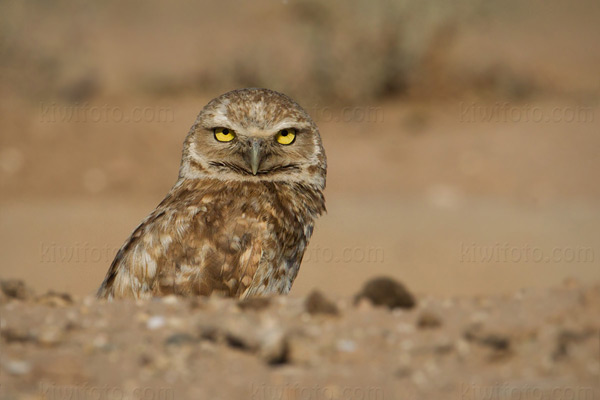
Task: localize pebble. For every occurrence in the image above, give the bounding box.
[219,314,289,364]
[464,325,510,351]
[167,317,185,330]
[161,295,179,305]
[456,339,471,357]
[92,334,109,350]
[147,316,166,330]
[82,296,95,307]
[287,333,320,365]
[2,359,32,375]
[237,297,271,311]
[336,339,356,353]
[165,333,197,347]
[37,326,63,347]
[0,280,35,301]
[416,311,442,329]
[304,290,339,316]
[1,327,35,343]
[258,324,287,364]
[36,291,73,307]
[354,277,416,310]
[411,370,428,387]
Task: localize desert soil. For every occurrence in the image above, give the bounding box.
[1,279,599,400]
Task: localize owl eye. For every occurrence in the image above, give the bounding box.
[275,128,296,145]
[214,127,236,142]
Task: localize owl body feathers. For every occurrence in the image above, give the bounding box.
[98,89,326,300]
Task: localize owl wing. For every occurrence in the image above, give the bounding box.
[96,185,284,300]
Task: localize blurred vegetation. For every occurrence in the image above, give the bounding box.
[0,0,593,105]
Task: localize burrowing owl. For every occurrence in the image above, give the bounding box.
[97,88,326,300]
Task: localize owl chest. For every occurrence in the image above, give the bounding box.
[200,196,308,248]
[189,196,310,296]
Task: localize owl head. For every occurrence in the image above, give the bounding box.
[179,88,326,189]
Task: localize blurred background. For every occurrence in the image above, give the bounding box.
[0,0,598,298]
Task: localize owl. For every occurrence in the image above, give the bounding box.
[97,88,326,300]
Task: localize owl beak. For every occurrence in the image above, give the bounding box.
[248,139,263,175]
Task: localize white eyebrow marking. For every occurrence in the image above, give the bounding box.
[271,120,311,131]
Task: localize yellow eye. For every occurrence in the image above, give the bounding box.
[275,128,296,145]
[214,127,235,142]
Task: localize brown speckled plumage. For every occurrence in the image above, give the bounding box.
[97,89,326,300]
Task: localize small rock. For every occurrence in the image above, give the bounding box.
[166,317,185,330]
[1,327,35,343]
[139,353,153,366]
[287,332,321,365]
[165,333,197,347]
[147,316,166,330]
[417,311,442,329]
[304,290,339,316]
[464,324,510,351]
[0,280,35,301]
[2,359,32,375]
[354,277,416,310]
[36,291,73,307]
[259,325,288,365]
[161,295,179,305]
[221,315,288,364]
[337,339,356,353]
[188,297,208,310]
[37,326,63,347]
[456,339,471,357]
[198,324,219,341]
[553,329,593,360]
[433,341,454,355]
[237,297,271,311]
[223,316,261,351]
[481,335,510,351]
[355,297,375,312]
[92,334,110,350]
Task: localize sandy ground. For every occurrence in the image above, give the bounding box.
[1,279,599,400]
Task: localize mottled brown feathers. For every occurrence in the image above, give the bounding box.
[97,88,326,300]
